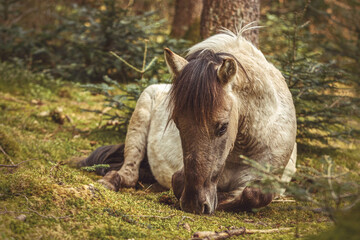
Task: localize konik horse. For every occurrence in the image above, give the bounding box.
[76,27,297,214]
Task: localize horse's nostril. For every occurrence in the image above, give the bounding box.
[202,202,211,214]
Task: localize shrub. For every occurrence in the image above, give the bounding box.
[0,0,170,83]
[260,3,359,145]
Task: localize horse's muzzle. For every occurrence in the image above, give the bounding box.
[180,188,217,214]
[172,169,217,214]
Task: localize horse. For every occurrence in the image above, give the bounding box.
[75,27,297,214]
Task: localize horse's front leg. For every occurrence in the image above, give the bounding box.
[216,186,273,212]
[98,89,153,191]
[172,168,185,199]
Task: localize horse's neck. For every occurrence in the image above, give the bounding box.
[239,79,279,128]
[231,80,281,160]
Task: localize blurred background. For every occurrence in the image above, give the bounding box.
[0,0,359,158]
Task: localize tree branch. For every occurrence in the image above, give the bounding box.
[0,159,34,168]
[192,227,292,240]
[0,207,70,220]
[0,145,14,165]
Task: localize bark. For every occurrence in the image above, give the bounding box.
[200,0,260,46]
[170,0,203,39]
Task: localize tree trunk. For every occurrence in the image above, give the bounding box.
[200,0,260,46]
[170,0,203,40]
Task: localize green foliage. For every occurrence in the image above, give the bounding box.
[243,155,359,224]
[47,1,166,83]
[309,203,360,240]
[0,0,171,83]
[243,160,359,238]
[261,2,360,145]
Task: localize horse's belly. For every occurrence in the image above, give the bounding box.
[147,95,183,189]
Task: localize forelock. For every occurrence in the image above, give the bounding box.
[169,50,235,126]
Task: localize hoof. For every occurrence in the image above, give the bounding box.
[239,187,273,211]
[97,171,122,191]
[67,156,87,168]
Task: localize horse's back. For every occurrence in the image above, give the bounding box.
[140,84,183,189]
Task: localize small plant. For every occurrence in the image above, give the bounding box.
[81,164,110,172]
[261,3,359,145]
[243,155,360,223]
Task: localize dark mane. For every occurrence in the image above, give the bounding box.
[169,49,235,126]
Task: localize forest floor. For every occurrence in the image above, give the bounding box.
[0,63,359,239]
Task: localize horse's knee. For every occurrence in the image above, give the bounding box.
[238,187,273,211]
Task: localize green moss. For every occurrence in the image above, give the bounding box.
[0,125,20,161]
[9,220,29,235]
[0,63,357,239]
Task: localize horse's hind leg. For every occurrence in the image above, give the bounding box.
[279,142,297,196]
[98,87,154,191]
[71,144,125,176]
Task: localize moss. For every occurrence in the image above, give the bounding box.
[9,220,29,235]
[0,125,20,161]
[0,64,358,239]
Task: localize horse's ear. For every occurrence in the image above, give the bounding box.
[164,48,188,76]
[217,58,237,85]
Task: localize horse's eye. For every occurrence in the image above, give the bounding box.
[215,123,228,137]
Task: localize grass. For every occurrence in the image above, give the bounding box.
[0,62,358,239]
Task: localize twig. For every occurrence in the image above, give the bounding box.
[0,207,70,220]
[341,197,360,212]
[0,159,33,168]
[122,214,176,219]
[192,227,292,239]
[325,157,339,207]
[27,208,70,220]
[0,145,14,165]
[142,40,148,72]
[110,44,157,75]
[110,51,143,73]
[177,216,195,228]
[0,95,28,104]
[49,161,65,177]
[0,207,29,215]
[144,184,153,192]
[272,199,296,203]
[5,7,38,26]
[137,181,145,189]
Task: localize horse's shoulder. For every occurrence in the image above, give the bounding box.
[143,84,171,96]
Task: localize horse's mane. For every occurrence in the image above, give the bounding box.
[187,23,265,59]
[169,24,266,127]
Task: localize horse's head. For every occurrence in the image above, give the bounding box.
[165,48,240,214]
